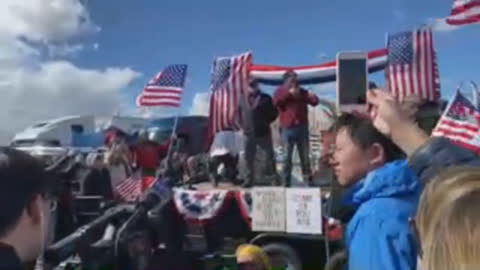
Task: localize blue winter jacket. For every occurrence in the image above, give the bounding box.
[344,160,421,270]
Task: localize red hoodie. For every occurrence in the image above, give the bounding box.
[273,86,319,128]
[134,140,171,170]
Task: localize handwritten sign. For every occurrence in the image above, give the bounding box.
[286,188,322,234]
[252,187,286,232]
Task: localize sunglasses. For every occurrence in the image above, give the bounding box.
[408,217,424,259]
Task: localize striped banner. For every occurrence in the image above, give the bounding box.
[249,48,388,85]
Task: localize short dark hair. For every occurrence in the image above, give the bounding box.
[283,70,298,81]
[334,113,404,162]
[0,148,56,237]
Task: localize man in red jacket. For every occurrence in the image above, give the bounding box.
[134,131,172,177]
[273,70,319,186]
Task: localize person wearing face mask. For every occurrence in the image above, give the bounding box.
[0,147,57,270]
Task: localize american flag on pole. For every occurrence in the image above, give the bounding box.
[386,27,440,102]
[208,52,252,137]
[136,64,187,107]
[432,90,480,153]
[115,176,142,202]
[446,0,480,25]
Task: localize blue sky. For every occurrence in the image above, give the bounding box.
[73,0,480,116]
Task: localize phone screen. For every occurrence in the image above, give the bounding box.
[338,58,367,105]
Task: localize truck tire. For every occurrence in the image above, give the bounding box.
[262,242,302,270]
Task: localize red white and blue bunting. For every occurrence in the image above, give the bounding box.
[173,188,233,224]
[249,48,388,85]
[173,188,254,225]
[234,190,253,225]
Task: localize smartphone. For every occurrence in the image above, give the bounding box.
[336,52,368,112]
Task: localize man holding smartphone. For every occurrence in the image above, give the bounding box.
[273,71,319,187]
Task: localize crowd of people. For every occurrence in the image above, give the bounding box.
[1,72,480,270]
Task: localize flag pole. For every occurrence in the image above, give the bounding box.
[165,73,187,163]
[470,80,479,109]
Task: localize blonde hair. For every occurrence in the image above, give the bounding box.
[416,166,480,270]
[235,244,271,270]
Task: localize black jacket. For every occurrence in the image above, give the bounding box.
[83,168,114,200]
[239,92,278,137]
[0,243,23,270]
[409,137,480,185]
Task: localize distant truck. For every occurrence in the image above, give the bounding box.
[147,116,209,155]
[11,115,95,147]
[11,114,209,155]
[10,115,153,148]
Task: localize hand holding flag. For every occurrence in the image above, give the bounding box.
[432,90,480,154]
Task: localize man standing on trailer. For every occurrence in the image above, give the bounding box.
[273,71,319,187]
[238,77,279,187]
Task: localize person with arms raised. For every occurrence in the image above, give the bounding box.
[366,89,480,184]
[331,113,419,270]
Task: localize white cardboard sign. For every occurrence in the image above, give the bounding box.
[286,188,322,234]
[252,187,286,232]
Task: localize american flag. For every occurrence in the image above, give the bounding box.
[386,27,440,102]
[115,176,142,202]
[432,90,480,153]
[446,0,480,25]
[136,64,187,107]
[208,52,252,137]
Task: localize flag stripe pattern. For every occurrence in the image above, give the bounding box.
[208,52,252,137]
[386,27,440,102]
[432,90,480,153]
[249,48,388,85]
[136,64,187,107]
[447,0,480,25]
[115,176,142,202]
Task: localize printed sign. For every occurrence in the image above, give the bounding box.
[286,188,322,234]
[252,187,286,232]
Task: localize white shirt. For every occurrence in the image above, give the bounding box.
[209,130,244,157]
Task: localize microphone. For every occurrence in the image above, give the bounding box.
[44,204,133,266]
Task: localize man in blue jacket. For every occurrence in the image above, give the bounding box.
[331,113,420,270]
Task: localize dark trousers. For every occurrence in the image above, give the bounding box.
[209,154,238,185]
[244,135,278,185]
[281,124,312,186]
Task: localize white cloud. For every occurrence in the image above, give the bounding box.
[48,43,84,57]
[93,42,99,51]
[0,0,141,144]
[0,0,99,42]
[190,92,211,116]
[0,57,141,143]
